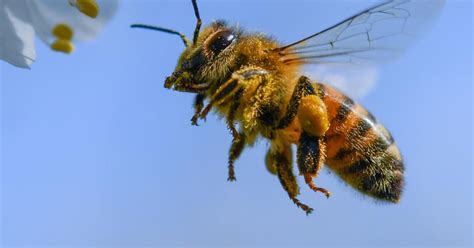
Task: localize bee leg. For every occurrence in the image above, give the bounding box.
[268,145,313,215]
[198,68,269,121]
[297,131,331,198]
[264,149,278,175]
[191,93,205,126]
[198,76,241,121]
[275,76,329,136]
[228,133,246,181]
[226,89,243,140]
[275,76,316,130]
[298,94,330,137]
[226,90,245,181]
[304,173,331,198]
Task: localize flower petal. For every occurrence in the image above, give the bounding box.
[0,0,36,68]
[26,0,118,44]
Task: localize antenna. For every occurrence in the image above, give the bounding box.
[131,0,203,47]
[191,0,202,45]
[130,24,190,47]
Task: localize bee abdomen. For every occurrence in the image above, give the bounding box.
[315,83,404,202]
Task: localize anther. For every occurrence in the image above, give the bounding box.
[50,39,75,53]
[52,24,73,40]
[69,0,100,18]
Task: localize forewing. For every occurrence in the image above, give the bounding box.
[277,0,445,65]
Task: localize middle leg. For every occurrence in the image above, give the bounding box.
[228,132,246,181]
[267,144,314,215]
[226,89,245,181]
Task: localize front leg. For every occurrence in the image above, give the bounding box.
[191,93,205,126]
[198,68,269,121]
[195,67,270,181]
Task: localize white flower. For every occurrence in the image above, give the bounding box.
[0,0,118,69]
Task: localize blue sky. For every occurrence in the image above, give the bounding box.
[1,0,472,247]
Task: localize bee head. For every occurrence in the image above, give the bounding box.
[164,21,241,92]
[132,1,242,93]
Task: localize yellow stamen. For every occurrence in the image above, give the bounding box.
[51,39,75,54]
[75,0,100,18]
[51,24,73,40]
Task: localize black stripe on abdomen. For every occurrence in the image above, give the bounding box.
[334,97,355,123]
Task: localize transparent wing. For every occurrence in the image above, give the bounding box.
[277,0,445,65]
[306,64,379,99]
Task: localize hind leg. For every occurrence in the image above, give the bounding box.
[277,77,331,198]
[304,173,331,198]
[275,76,316,129]
[267,144,313,215]
[297,131,331,198]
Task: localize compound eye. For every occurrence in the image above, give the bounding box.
[208,30,235,55]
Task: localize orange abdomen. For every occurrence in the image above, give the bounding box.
[316,83,404,202]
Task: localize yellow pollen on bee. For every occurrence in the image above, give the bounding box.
[50,39,75,54]
[280,117,302,144]
[51,24,74,40]
[298,95,329,137]
[75,0,100,18]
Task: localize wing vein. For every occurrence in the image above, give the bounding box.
[275,0,444,65]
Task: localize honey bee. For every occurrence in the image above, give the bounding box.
[132,0,444,214]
